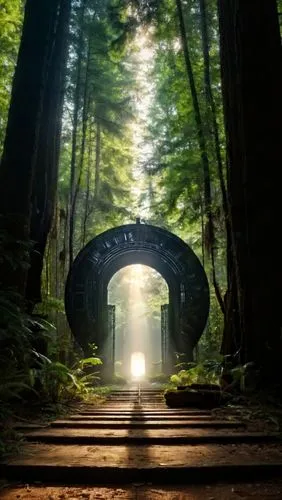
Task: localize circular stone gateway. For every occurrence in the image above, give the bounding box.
[65,223,209,365]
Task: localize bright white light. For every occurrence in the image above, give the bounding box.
[130,264,143,282]
[131,351,146,378]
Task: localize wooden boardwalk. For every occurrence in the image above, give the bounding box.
[1,385,282,487]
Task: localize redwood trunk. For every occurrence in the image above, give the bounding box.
[26,0,71,307]
[0,0,61,295]
[218,1,282,376]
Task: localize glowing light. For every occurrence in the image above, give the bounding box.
[131,351,146,378]
[130,264,144,283]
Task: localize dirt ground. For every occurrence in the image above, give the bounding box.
[1,481,282,500]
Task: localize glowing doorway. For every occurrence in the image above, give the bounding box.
[131,351,146,378]
[108,264,169,380]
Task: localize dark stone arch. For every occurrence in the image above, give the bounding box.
[65,223,209,376]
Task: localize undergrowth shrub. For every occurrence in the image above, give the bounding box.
[0,291,103,407]
[169,360,222,388]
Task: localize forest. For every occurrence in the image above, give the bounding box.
[0,0,282,441]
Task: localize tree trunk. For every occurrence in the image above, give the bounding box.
[218,0,282,377]
[0,0,62,296]
[82,124,93,247]
[199,0,228,224]
[68,0,87,269]
[26,0,71,308]
[176,0,224,314]
[69,37,91,268]
[94,122,101,200]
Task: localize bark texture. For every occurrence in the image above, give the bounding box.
[26,0,71,306]
[0,0,65,296]
[218,0,282,377]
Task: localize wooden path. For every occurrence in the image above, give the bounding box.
[1,385,282,487]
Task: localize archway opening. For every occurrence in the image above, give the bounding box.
[108,264,169,382]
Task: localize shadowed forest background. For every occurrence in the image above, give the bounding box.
[0,0,282,428]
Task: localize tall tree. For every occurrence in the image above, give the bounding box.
[63,0,135,272]
[218,1,282,378]
[68,0,87,269]
[176,0,224,313]
[26,0,71,308]
[198,0,228,227]
[0,0,68,297]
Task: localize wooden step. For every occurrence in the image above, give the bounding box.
[23,428,282,445]
[49,419,245,429]
[2,443,282,484]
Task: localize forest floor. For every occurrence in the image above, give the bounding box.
[1,481,282,499]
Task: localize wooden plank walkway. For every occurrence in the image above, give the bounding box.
[1,385,282,486]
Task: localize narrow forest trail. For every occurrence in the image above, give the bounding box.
[1,385,282,498]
